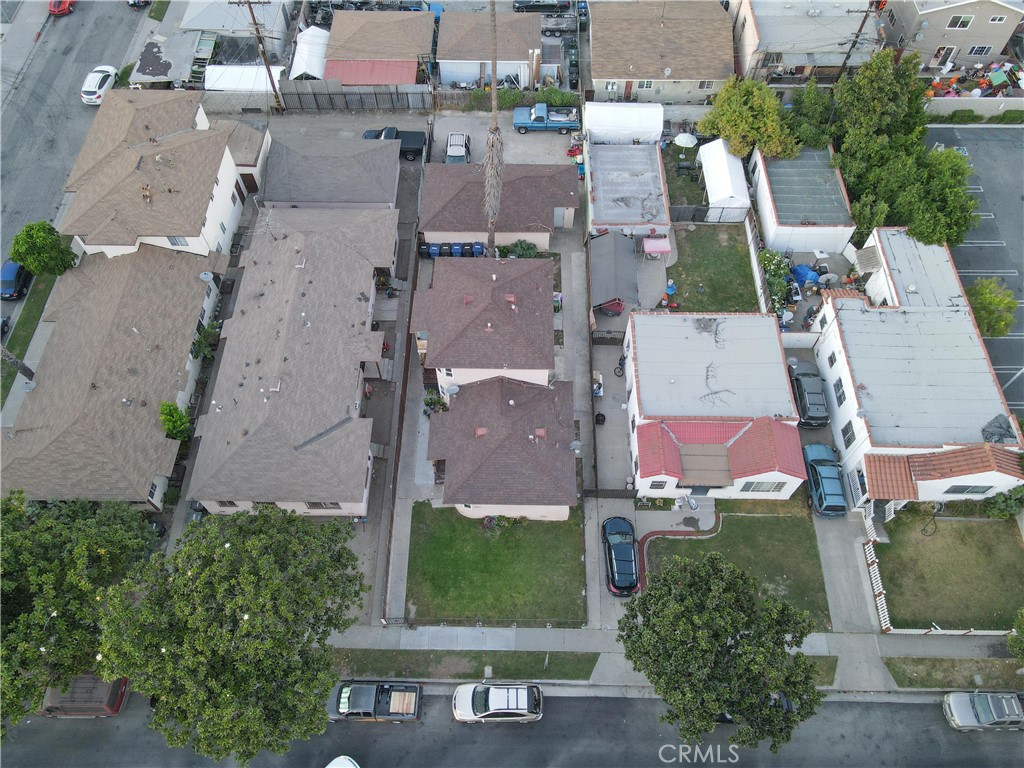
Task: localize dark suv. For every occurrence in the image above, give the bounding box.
[1,261,31,301]
[601,517,639,596]
[787,360,828,428]
[803,444,847,517]
[513,0,570,12]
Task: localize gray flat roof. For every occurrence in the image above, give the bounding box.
[874,228,966,309]
[588,144,669,231]
[764,148,852,226]
[836,301,1008,446]
[630,313,796,419]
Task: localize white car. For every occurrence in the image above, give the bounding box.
[452,682,543,723]
[81,65,119,105]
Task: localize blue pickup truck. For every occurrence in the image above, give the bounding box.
[512,103,580,134]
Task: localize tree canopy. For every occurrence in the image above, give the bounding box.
[786,78,832,150]
[0,493,155,738]
[697,77,800,159]
[9,221,77,276]
[99,505,366,766]
[966,277,1017,338]
[618,552,823,752]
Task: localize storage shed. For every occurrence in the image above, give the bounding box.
[696,139,750,223]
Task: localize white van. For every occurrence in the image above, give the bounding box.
[445,132,471,163]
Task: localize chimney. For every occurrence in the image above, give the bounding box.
[534,428,547,440]
[474,427,488,438]
[464,294,474,305]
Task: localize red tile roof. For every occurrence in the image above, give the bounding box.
[864,454,918,501]
[727,417,806,480]
[821,288,866,302]
[637,422,683,479]
[908,444,1024,481]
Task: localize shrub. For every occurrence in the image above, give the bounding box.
[987,110,1024,124]
[508,239,539,259]
[758,249,791,313]
[979,485,1024,520]
[163,488,181,507]
[160,402,193,441]
[929,109,983,124]
[191,321,222,361]
[966,277,1017,337]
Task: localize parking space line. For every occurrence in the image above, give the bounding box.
[960,240,1006,246]
[984,333,1024,340]
[976,213,994,219]
[956,269,1019,276]
[966,185,984,192]
[998,368,1024,390]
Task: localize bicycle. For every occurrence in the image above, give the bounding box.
[613,354,626,377]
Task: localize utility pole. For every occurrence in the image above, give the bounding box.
[231,0,285,113]
[838,1,880,80]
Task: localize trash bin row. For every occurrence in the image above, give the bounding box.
[418,242,487,259]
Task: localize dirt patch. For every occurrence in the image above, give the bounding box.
[431,654,476,678]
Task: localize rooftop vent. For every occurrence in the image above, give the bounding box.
[534,428,547,439]
[475,427,488,438]
[464,295,474,305]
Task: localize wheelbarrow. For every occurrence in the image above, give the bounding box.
[594,297,625,317]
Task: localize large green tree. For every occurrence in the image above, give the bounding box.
[786,78,832,150]
[0,493,154,738]
[618,552,823,753]
[697,77,800,159]
[966,277,1018,337]
[99,505,366,766]
[9,221,77,276]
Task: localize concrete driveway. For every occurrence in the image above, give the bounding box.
[432,110,577,165]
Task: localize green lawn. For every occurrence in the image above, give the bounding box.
[148,0,170,22]
[812,656,839,687]
[713,487,810,516]
[331,649,599,681]
[666,225,759,314]
[647,516,831,631]
[1,273,58,406]
[662,145,704,206]
[405,502,586,626]
[884,657,1022,690]
[875,513,1024,630]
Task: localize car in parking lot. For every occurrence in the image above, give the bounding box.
[445,132,471,163]
[601,517,639,596]
[452,682,543,723]
[81,65,119,105]
[185,500,208,526]
[48,0,76,15]
[1,261,31,301]
[802,443,847,517]
[788,360,829,428]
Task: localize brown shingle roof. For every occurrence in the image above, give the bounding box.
[908,444,1024,481]
[411,258,555,371]
[427,377,576,506]
[210,119,266,166]
[419,163,579,234]
[864,454,918,501]
[189,208,398,504]
[589,1,733,81]
[0,245,228,502]
[327,10,435,60]
[436,12,540,62]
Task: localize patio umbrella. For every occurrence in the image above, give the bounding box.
[673,133,698,148]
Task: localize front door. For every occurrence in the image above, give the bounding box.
[932,46,957,69]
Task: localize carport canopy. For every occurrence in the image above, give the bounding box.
[642,237,671,256]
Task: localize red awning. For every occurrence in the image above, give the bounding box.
[643,237,671,254]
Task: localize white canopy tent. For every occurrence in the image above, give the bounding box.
[696,139,750,219]
[204,64,285,92]
[583,102,664,145]
[290,26,329,81]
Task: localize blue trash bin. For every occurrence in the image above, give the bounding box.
[472,242,485,257]
[428,242,440,259]
[451,242,463,257]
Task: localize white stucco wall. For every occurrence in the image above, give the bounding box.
[591,79,721,105]
[438,59,528,87]
[422,231,551,250]
[437,367,550,397]
[453,503,570,521]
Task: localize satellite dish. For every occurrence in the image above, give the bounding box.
[447,385,460,397]
[663,67,671,77]
[570,440,582,455]
[199,271,214,282]
[914,32,924,42]
[920,20,929,30]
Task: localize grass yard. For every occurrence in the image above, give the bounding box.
[647,515,831,631]
[662,145,704,207]
[811,656,839,687]
[1,273,58,406]
[875,513,1024,630]
[713,487,811,516]
[331,649,599,681]
[667,225,759,314]
[884,657,1022,690]
[405,502,586,626]
[148,0,170,22]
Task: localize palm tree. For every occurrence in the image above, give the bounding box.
[484,0,504,258]
[1,346,34,381]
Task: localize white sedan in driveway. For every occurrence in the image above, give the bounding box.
[81,65,118,105]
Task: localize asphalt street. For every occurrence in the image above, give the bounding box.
[925,126,1024,417]
[3,695,1022,768]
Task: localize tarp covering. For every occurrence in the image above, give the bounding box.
[204,64,284,92]
[584,102,664,145]
[697,139,750,209]
[290,26,329,80]
[643,237,671,254]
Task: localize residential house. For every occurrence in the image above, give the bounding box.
[60,91,269,259]
[623,312,806,501]
[181,0,291,60]
[437,12,541,87]
[879,0,1024,72]
[419,164,579,251]
[587,1,733,104]
[0,246,228,508]
[410,258,555,397]
[324,10,434,84]
[262,121,402,210]
[189,208,400,517]
[729,0,882,85]
[748,146,855,255]
[427,377,577,521]
[811,227,1023,509]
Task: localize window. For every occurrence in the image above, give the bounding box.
[206,284,213,298]
[897,34,906,49]
[741,481,786,493]
[990,15,1006,23]
[634,457,639,473]
[841,421,856,448]
[945,485,993,495]
[149,483,157,498]
[199,306,206,323]
[209,192,215,202]
[636,80,653,90]
[202,216,207,228]
[649,480,667,490]
[947,15,972,29]
[968,45,992,56]
[305,501,342,509]
[219,222,227,234]
[762,52,783,66]
[827,351,837,369]
[231,191,238,206]
[631,415,636,433]
[168,236,188,247]
[217,501,238,507]
[214,176,220,186]
[215,242,222,253]
[833,378,846,406]
[442,368,454,378]
[605,81,618,91]
[819,315,827,331]
[886,8,896,26]
[698,81,715,90]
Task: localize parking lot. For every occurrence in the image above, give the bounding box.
[432,110,579,164]
[925,126,1024,417]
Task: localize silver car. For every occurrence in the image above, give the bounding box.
[452,682,543,723]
